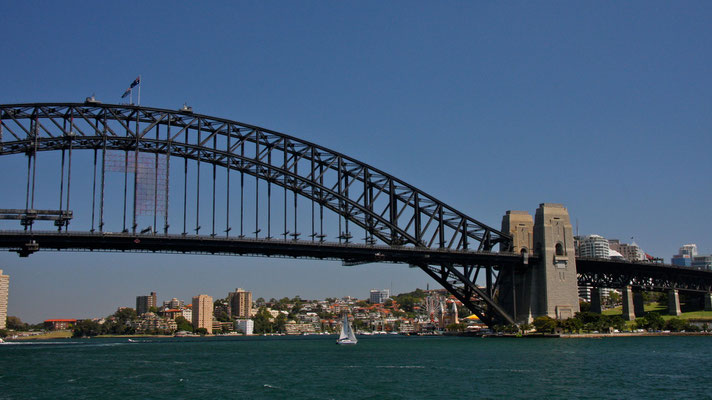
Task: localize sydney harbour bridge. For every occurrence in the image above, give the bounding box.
[1,101,711,328]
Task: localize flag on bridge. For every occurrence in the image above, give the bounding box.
[121,88,131,98]
[130,76,141,88]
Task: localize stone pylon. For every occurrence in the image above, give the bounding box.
[499,210,534,324]
[499,204,580,323]
[532,203,579,320]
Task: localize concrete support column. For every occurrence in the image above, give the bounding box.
[633,290,645,317]
[590,288,602,314]
[667,289,682,316]
[705,293,712,312]
[622,286,636,320]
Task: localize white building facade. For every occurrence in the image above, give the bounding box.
[0,270,8,330]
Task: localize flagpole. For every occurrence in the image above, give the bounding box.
[138,75,141,106]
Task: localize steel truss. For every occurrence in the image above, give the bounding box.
[417,263,516,327]
[0,102,511,251]
[577,258,712,293]
[0,102,518,326]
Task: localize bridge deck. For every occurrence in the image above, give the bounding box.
[0,231,522,267]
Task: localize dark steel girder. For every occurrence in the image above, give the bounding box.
[576,258,712,293]
[0,102,512,251]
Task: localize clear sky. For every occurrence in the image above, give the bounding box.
[1,1,710,323]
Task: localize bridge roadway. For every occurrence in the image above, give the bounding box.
[3,231,712,293]
[0,231,522,267]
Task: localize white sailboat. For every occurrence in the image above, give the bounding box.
[336,313,358,345]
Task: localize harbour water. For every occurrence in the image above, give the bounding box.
[1,335,710,399]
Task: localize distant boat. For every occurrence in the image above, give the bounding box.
[336,313,358,345]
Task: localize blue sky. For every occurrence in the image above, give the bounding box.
[1,1,711,323]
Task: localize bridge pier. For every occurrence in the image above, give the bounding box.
[590,288,603,314]
[633,289,645,317]
[500,204,579,324]
[667,289,682,316]
[705,293,712,311]
[622,286,636,320]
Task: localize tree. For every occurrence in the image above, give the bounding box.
[665,318,688,332]
[195,327,208,335]
[0,329,8,338]
[114,308,138,322]
[175,316,193,332]
[559,318,583,333]
[607,291,621,306]
[637,312,665,331]
[6,316,27,331]
[533,316,557,333]
[72,320,102,338]
[253,307,274,334]
[446,323,467,332]
[274,313,287,333]
[214,299,231,322]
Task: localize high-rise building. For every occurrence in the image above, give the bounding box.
[192,294,213,333]
[0,269,8,330]
[672,244,698,267]
[369,289,390,304]
[692,255,712,271]
[578,235,611,259]
[136,292,157,315]
[610,240,645,262]
[228,288,252,318]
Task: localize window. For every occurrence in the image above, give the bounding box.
[555,243,564,256]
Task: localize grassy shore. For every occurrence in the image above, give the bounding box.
[12,330,73,340]
[600,302,712,321]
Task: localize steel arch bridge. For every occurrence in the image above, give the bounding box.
[0,101,521,327]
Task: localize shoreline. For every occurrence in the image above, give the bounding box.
[478,331,712,339]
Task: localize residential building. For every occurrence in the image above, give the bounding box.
[0,269,8,330]
[577,236,611,302]
[44,319,77,330]
[235,319,254,335]
[192,294,213,333]
[285,321,318,335]
[136,292,157,315]
[133,313,177,333]
[578,235,611,259]
[162,298,184,310]
[180,307,192,322]
[369,289,390,304]
[228,288,252,318]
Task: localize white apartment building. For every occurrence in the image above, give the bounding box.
[0,270,8,330]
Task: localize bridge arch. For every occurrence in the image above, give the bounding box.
[0,102,519,327]
[0,102,510,251]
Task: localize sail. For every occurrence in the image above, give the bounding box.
[346,319,357,342]
[338,316,349,341]
[337,313,357,344]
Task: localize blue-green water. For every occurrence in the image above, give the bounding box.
[1,335,710,399]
